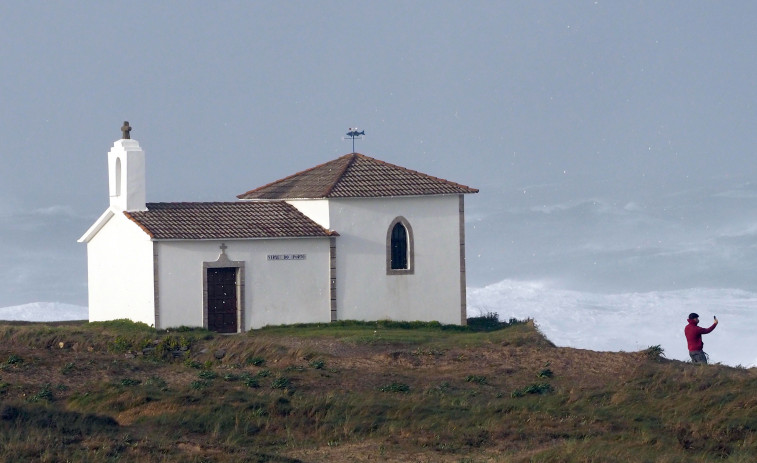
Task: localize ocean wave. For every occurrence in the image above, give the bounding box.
[467,280,757,368]
[0,302,88,322]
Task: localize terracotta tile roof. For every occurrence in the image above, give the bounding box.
[237,153,479,200]
[124,202,335,240]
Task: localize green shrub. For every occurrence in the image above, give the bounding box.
[108,335,133,353]
[309,359,325,369]
[271,377,292,390]
[184,359,203,369]
[644,345,666,361]
[190,380,209,390]
[120,378,141,386]
[89,319,155,334]
[246,356,265,366]
[28,383,54,402]
[198,370,218,380]
[465,375,487,384]
[145,376,167,390]
[379,382,410,393]
[6,354,23,365]
[466,313,527,332]
[466,312,502,331]
[172,326,206,333]
[154,335,191,356]
[511,382,553,398]
[240,373,259,388]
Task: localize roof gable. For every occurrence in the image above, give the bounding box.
[237,153,478,200]
[78,208,116,243]
[124,202,334,240]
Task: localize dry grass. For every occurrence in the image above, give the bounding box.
[0,319,755,462]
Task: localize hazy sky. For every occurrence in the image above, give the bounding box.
[2,2,756,307]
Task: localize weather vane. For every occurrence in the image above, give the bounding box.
[344,128,365,152]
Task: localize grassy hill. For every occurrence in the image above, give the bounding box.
[0,318,755,462]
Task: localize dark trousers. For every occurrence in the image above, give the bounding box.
[689,350,708,364]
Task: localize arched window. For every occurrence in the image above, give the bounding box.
[391,223,408,269]
[386,217,414,275]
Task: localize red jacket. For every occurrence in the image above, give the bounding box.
[685,318,717,352]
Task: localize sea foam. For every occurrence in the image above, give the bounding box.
[468,279,757,368]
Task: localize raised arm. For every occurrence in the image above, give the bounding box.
[701,317,718,334]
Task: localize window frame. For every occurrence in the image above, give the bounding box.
[386,216,414,275]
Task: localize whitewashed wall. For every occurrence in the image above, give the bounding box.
[155,238,332,330]
[324,195,464,325]
[107,139,146,212]
[286,199,330,229]
[86,212,156,326]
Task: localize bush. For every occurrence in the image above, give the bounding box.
[61,362,75,375]
[246,356,265,366]
[28,383,54,402]
[120,378,141,387]
[190,380,209,390]
[466,313,527,332]
[511,382,553,398]
[379,382,410,393]
[89,319,155,334]
[108,336,133,353]
[309,359,325,369]
[466,312,502,331]
[198,371,218,380]
[271,377,292,390]
[241,374,259,388]
[154,336,191,357]
[465,375,487,385]
[145,376,168,390]
[184,359,203,369]
[644,345,666,361]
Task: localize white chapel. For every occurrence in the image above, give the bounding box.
[79,123,478,332]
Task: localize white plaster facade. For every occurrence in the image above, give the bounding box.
[108,139,146,211]
[155,238,331,329]
[81,133,476,331]
[288,195,466,325]
[84,209,155,325]
[83,216,333,329]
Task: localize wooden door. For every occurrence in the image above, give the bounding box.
[207,267,238,333]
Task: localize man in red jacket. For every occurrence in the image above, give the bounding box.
[685,313,718,364]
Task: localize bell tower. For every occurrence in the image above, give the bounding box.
[108,121,146,211]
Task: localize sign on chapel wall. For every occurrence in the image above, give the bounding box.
[267,254,307,261]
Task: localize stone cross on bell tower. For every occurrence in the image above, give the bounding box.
[121,121,132,139]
